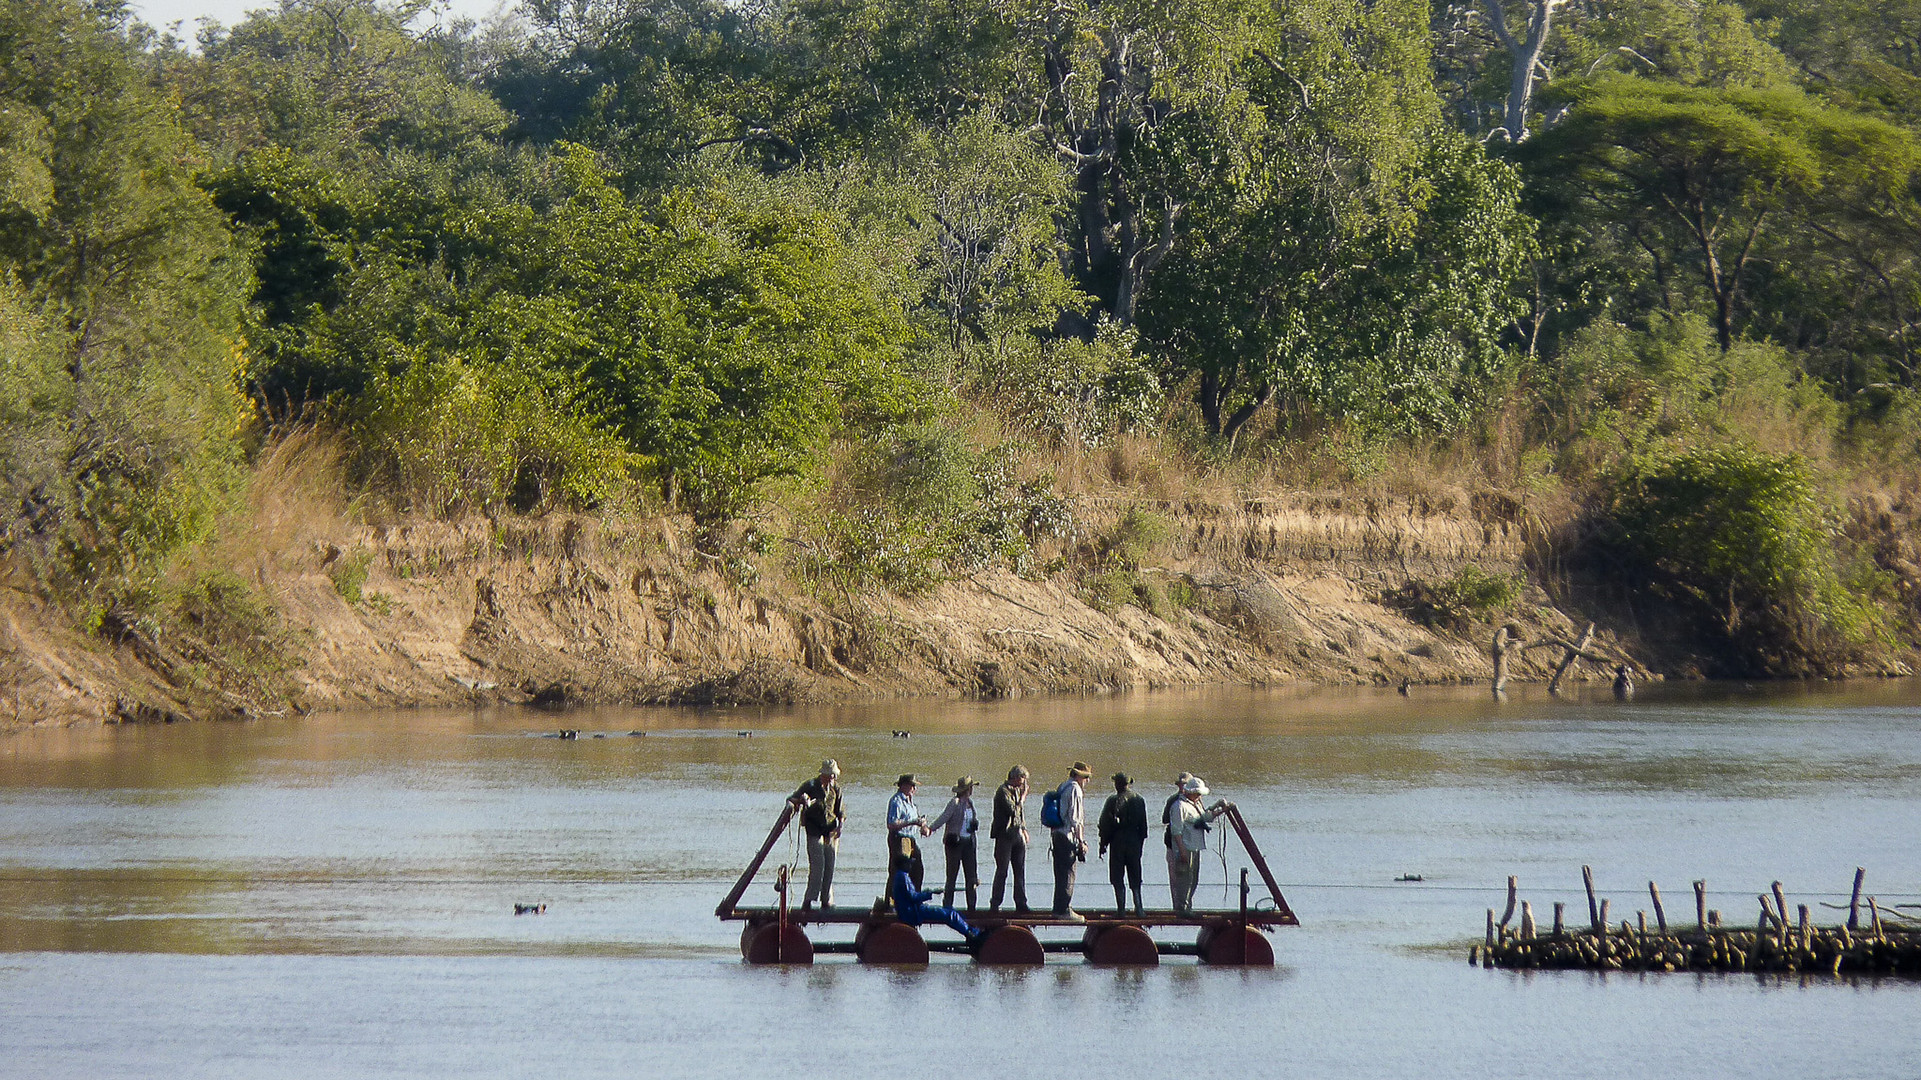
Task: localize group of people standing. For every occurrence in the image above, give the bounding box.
[787,759,1236,932]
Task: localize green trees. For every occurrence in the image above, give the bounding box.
[1523,77,1921,355]
[0,0,250,595]
[469,153,916,519]
[8,0,1921,675]
[1148,132,1533,443]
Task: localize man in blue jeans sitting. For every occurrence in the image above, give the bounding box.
[889,860,982,944]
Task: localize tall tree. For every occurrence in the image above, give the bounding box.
[1524,77,1921,353]
[1481,0,1565,141]
[0,0,250,589]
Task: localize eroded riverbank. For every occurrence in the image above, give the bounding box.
[3,493,1644,729]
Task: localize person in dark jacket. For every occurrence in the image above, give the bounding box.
[1099,772,1150,914]
[988,765,1030,913]
[788,759,845,909]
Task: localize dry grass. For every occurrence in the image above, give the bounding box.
[189,425,353,587]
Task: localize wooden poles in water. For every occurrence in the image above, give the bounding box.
[1491,626,1514,694]
[1848,867,1866,931]
[1583,865,1599,932]
[1475,868,1921,976]
[1547,624,1595,695]
[1487,624,1637,695]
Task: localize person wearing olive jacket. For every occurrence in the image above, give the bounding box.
[989,766,1031,913]
[788,759,845,910]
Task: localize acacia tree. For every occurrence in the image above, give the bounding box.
[1524,77,1921,353]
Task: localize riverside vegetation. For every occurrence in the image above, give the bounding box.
[5,0,1921,724]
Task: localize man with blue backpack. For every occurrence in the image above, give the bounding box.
[1044,761,1092,921]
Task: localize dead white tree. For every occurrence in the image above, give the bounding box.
[1482,0,1565,142]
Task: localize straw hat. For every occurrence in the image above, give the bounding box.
[820,759,840,778]
[953,776,975,794]
[1182,776,1210,796]
[1068,761,1091,779]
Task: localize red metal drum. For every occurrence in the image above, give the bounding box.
[1197,922,1273,966]
[742,922,815,964]
[857,921,929,964]
[974,924,1045,966]
[1084,923,1160,966]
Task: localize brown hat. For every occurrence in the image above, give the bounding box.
[953,776,975,794]
[897,773,918,787]
[1068,761,1091,779]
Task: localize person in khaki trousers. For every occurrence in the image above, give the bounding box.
[788,759,844,909]
[929,776,982,912]
[1169,776,1232,914]
[989,766,1030,912]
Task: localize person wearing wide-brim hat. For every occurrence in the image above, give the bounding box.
[1049,761,1094,921]
[928,776,982,912]
[788,758,845,909]
[1168,776,1234,914]
[885,773,930,904]
[1098,771,1149,915]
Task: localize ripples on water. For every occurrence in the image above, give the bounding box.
[2,682,1920,1078]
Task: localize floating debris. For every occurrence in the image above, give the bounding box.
[1396,874,1424,883]
[514,903,547,915]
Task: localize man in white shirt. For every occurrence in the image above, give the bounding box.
[885,773,929,902]
[1169,776,1232,914]
[1051,761,1091,921]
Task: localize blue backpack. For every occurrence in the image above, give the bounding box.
[1040,787,1064,829]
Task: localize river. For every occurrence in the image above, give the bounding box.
[2,682,1919,1078]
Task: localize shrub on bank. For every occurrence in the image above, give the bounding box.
[1596,445,1889,674]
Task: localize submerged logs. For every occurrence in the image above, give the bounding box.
[1478,922,1921,975]
[1476,871,1921,976]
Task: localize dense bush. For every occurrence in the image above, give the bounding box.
[0,0,251,599]
[1598,446,1887,672]
[796,424,1074,592]
[7,0,1921,684]
[351,354,636,515]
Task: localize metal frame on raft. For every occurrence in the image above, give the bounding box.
[716,801,1299,966]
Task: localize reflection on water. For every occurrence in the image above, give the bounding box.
[3,681,1920,1078]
